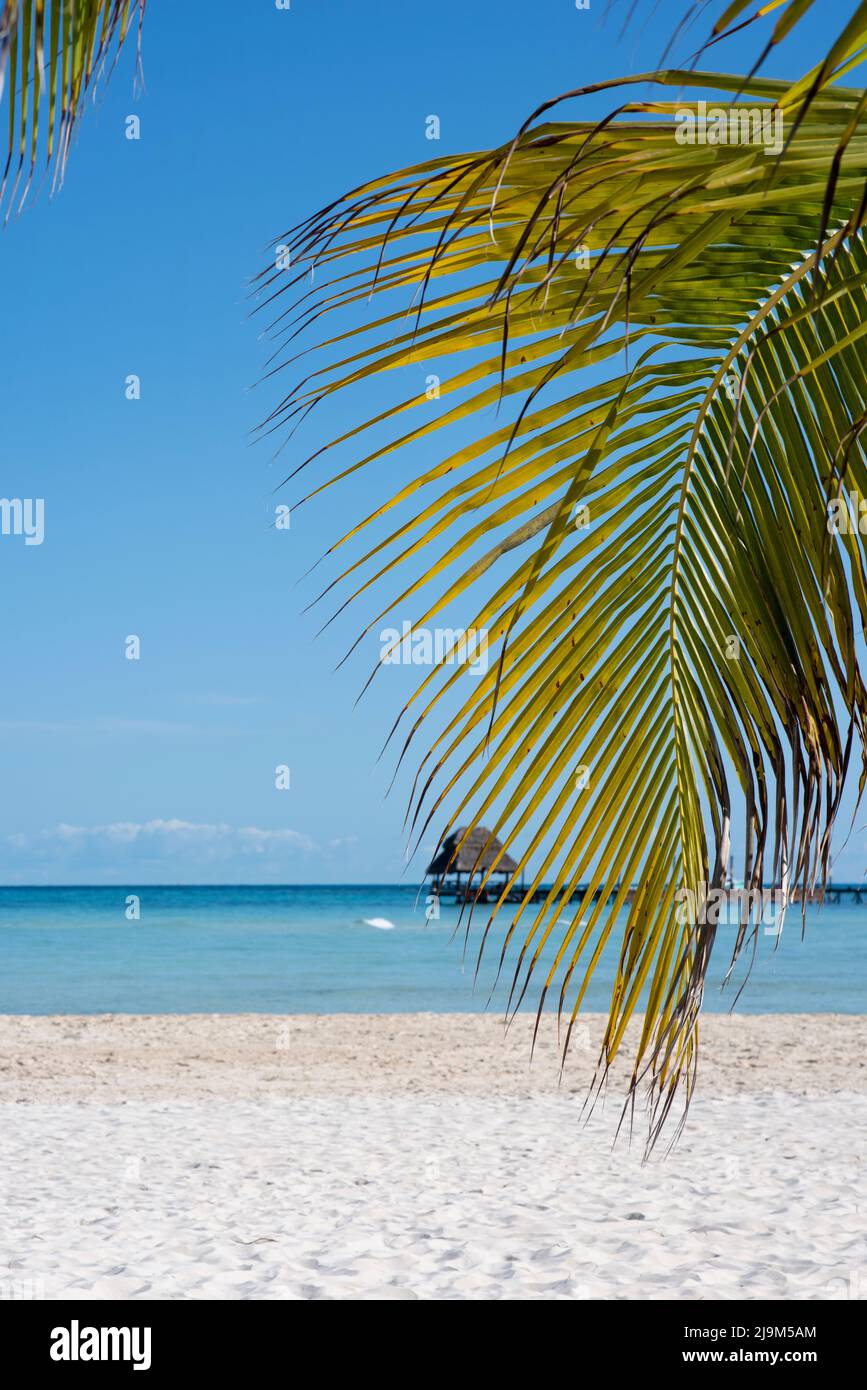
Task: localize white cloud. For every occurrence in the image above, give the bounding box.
[236,825,317,853]
[7,819,318,862]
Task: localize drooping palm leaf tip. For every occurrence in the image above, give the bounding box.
[256,7,867,1145]
[0,0,145,219]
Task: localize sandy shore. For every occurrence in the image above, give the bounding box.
[0,1013,865,1300]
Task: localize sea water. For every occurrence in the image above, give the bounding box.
[0,884,864,1014]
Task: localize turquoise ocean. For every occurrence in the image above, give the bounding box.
[0,885,864,1014]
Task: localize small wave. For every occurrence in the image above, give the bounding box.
[360,916,396,931]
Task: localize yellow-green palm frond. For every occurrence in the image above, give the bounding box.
[0,0,144,218]
[701,0,867,105]
[257,66,867,1145]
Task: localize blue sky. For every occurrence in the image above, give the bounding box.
[1,0,863,884]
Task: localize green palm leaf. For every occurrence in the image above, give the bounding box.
[259,59,867,1143]
[703,0,867,94]
[0,0,144,218]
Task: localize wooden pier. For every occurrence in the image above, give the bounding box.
[425,826,866,908]
[434,882,867,907]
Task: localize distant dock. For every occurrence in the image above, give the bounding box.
[433,882,867,907]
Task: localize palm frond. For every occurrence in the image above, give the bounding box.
[259,64,867,1144]
[0,0,144,218]
[682,0,867,98]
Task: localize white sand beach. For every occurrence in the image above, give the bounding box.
[0,1013,864,1300]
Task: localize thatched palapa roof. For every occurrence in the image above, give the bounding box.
[426,825,518,878]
